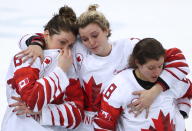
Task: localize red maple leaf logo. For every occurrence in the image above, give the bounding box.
[141,110,175,131]
[44,57,51,64]
[83,76,102,112]
[76,56,81,62]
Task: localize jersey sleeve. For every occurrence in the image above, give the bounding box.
[18,33,46,50]
[177,97,191,118]
[93,83,124,131]
[40,78,84,129]
[176,79,192,118]
[8,54,69,112]
[158,48,190,93]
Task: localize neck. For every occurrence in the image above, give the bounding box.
[101,43,112,56]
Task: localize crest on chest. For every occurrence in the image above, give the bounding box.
[75,53,83,70]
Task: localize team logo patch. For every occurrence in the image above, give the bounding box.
[75,53,83,69]
[18,77,29,90]
[43,56,52,69]
[44,56,52,64]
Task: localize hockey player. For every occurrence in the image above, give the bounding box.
[1,6,84,131]
[93,38,191,131]
[15,4,191,131]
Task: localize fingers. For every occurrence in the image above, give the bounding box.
[132,90,142,95]
[145,108,149,118]
[16,111,27,116]
[60,47,72,57]
[9,101,24,107]
[11,96,22,102]
[29,55,38,66]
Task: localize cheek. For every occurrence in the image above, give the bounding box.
[82,42,89,48]
[143,70,153,77]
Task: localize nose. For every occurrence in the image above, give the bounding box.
[153,68,162,77]
[89,38,95,47]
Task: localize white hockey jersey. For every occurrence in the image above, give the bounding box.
[17,34,191,131]
[2,44,84,131]
[94,69,190,131]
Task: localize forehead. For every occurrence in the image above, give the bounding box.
[144,56,164,66]
[79,23,102,34]
[53,31,76,41]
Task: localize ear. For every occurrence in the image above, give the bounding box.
[103,28,109,37]
[135,59,141,67]
[44,30,49,37]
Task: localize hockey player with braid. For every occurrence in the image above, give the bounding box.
[93,38,192,131]
[1,6,84,131]
[14,4,191,131]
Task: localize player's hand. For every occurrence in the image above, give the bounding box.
[9,96,41,116]
[16,45,44,65]
[58,47,73,72]
[128,84,163,118]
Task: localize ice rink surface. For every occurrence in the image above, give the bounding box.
[0,0,191,130]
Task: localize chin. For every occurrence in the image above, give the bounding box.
[150,79,157,83]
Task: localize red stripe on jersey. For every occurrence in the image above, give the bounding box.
[165,48,186,62]
[53,72,62,93]
[65,105,73,128]
[49,76,57,100]
[57,107,64,126]
[165,54,185,62]
[164,69,180,80]
[177,102,191,108]
[182,80,192,98]
[165,62,188,68]
[48,106,55,126]
[43,78,51,104]
[70,103,82,128]
[95,129,109,131]
[176,67,188,75]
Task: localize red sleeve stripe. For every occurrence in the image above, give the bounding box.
[182,80,192,98]
[70,103,82,128]
[165,54,185,62]
[164,69,180,80]
[31,36,45,44]
[48,106,55,126]
[49,76,57,100]
[165,62,188,68]
[166,48,182,56]
[64,104,74,128]
[43,78,52,104]
[57,107,65,126]
[176,67,188,75]
[53,72,62,93]
[177,102,191,108]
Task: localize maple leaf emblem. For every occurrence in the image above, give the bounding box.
[44,57,51,64]
[141,110,175,131]
[76,53,83,62]
[77,56,81,62]
[83,76,102,112]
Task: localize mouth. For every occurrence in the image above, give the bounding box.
[90,46,98,50]
[152,76,158,80]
